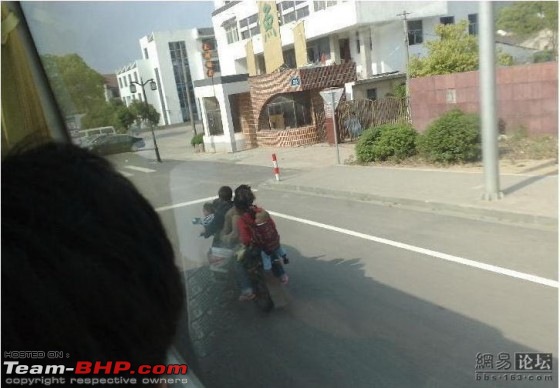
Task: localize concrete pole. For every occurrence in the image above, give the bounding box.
[479,1,503,200]
[331,93,341,164]
[397,10,412,121]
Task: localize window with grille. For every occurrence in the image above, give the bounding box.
[223,18,239,44]
[407,20,423,45]
[440,16,454,25]
[468,14,478,36]
[240,14,259,40]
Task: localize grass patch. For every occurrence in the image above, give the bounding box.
[499,134,558,161]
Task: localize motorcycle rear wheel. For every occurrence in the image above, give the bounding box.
[253,276,274,313]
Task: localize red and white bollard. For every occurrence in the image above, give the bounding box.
[272,153,280,181]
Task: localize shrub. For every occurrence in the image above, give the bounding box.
[372,123,417,162]
[355,127,383,163]
[533,50,555,63]
[191,133,204,147]
[355,123,417,163]
[417,109,481,164]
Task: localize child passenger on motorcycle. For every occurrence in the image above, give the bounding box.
[254,211,289,284]
[234,185,289,301]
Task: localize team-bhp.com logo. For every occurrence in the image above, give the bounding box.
[3,354,189,386]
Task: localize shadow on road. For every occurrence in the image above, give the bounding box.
[181,246,558,388]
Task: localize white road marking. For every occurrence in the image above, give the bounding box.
[155,190,258,212]
[156,196,216,212]
[124,165,156,173]
[155,195,558,289]
[269,211,559,289]
[119,170,134,177]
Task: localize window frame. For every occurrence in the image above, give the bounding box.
[407,20,423,45]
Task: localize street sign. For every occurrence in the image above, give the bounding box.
[319,87,344,108]
[319,87,345,165]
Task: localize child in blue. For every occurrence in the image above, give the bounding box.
[254,211,289,284]
[195,202,215,236]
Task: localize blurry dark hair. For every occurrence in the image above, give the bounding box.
[218,185,233,201]
[1,142,185,383]
[203,202,214,213]
[233,184,255,213]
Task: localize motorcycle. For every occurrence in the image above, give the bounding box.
[195,218,288,313]
[206,244,288,313]
[240,248,288,313]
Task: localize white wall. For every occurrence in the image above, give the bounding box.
[115,28,217,126]
[116,60,159,110]
[194,79,249,153]
[212,0,480,80]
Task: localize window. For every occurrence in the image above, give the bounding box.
[169,41,197,121]
[203,97,223,135]
[240,13,259,40]
[211,60,221,73]
[307,37,331,63]
[468,14,478,36]
[314,1,326,11]
[134,72,138,82]
[143,48,149,59]
[296,6,309,19]
[223,18,239,44]
[366,88,377,101]
[278,1,309,24]
[313,1,337,11]
[265,92,312,130]
[118,77,123,88]
[440,16,454,25]
[407,20,423,45]
[283,49,296,68]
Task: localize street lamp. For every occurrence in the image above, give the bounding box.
[130,77,162,162]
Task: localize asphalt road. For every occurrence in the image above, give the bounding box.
[107,152,558,388]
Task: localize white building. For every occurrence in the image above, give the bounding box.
[196,1,481,152]
[212,1,479,96]
[116,28,219,126]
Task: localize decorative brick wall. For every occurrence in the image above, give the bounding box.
[256,125,319,147]
[410,62,558,135]
[242,62,356,147]
[237,92,256,148]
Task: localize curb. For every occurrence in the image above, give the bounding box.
[260,182,558,230]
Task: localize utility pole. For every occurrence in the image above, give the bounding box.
[130,77,162,163]
[397,10,412,120]
[479,1,502,200]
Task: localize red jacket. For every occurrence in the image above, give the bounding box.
[237,206,280,253]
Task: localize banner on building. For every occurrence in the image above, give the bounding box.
[246,40,257,76]
[258,1,283,73]
[293,21,308,68]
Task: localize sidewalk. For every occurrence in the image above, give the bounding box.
[150,126,558,229]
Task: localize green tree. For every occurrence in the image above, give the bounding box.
[117,104,136,132]
[81,100,130,133]
[409,21,479,78]
[496,1,558,58]
[497,1,558,37]
[41,54,105,116]
[409,20,516,78]
[129,101,161,128]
